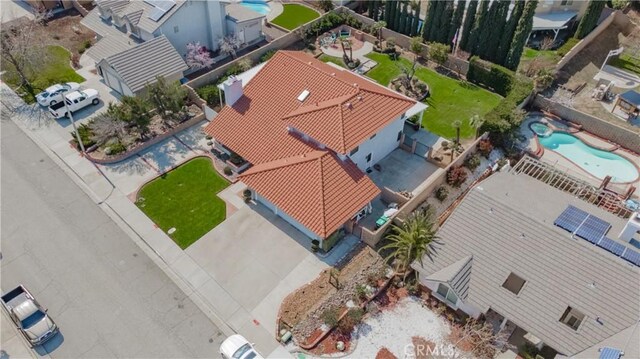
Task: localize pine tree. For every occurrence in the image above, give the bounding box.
[467,0,489,55]
[574,0,606,39]
[505,0,538,70]
[438,0,454,44]
[399,1,408,35]
[496,0,524,66]
[459,0,478,52]
[485,0,510,62]
[448,0,466,46]
[411,0,421,36]
[422,0,437,41]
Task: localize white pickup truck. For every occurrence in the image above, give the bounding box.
[48,89,100,119]
[1,285,59,346]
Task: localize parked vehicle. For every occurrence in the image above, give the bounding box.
[1,285,58,346]
[36,82,80,106]
[48,89,100,119]
[220,334,263,359]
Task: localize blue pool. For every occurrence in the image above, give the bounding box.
[537,131,638,183]
[239,0,271,15]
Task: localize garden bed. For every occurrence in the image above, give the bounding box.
[389,76,429,101]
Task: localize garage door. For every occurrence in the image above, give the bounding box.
[104,70,123,95]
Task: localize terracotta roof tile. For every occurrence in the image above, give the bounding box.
[240,151,380,238]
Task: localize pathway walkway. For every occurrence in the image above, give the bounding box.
[321,40,374,63]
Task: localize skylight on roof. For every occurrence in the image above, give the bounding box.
[144,0,175,21]
[297,90,310,102]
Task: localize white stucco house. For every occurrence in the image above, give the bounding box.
[80,0,265,95]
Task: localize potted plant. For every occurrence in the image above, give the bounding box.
[311,239,320,252]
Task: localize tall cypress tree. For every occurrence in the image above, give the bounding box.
[459,0,478,51]
[368,0,374,19]
[505,0,538,70]
[405,2,414,35]
[467,0,489,55]
[384,0,392,25]
[574,0,606,39]
[411,1,421,36]
[448,0,466,46]
[476,0,498,58]
[388,0,396,30]
[428,0,444,41]
[422,0,437,41]
[438,0,454,44]
[394,1,403,31]
[485,0,510,62]
[496,0,524,66]
[399,1,408,35]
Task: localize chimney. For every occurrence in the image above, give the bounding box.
[223,76,243,106]
[618,212,640,243]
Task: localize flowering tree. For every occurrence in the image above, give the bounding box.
[185,42,213,70]
[218,35,241,59]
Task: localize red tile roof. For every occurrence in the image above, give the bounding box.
[241,151,380,238]
[204,51,414,238]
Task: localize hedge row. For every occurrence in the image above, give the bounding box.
[467,56,514,97]
[481,76,533,140]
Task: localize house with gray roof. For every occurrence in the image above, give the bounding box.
[97,36,188,96]
[412,160,640,358]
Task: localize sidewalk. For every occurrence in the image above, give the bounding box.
[1,310,43,359]
[1,83,292,359]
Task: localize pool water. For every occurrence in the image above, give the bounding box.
[538,132,638,183]
[530,122,552,137]
[239,0,270,15]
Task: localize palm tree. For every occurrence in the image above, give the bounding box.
[379,209,438,279]
[451,119,462,161]
[372,21,387,47]
[469,114,485,139]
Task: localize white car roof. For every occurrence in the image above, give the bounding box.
[44,84,64,93]
[13,300,39,321]
[220,334,247,356]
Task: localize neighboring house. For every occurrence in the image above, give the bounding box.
[205,51,427,244]
[529,0,590,45]
[97,35,188,96]
[80,0,265,95]
[412,165,640,358]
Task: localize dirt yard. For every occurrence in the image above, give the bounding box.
[37,11,96,57]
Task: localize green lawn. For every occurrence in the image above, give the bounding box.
[136,157,230,249]
[609,53,640,76]
[271,4,319,30]
[1,45,85,104]
[365,53,501,139]
[319,54,346,68]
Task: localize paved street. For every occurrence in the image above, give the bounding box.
[0,119,225,358]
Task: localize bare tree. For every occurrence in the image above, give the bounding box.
[218,35,241,59]
[450,318,508,359]
[89,112,129,146]
[0,8,51,97]
[185,42,213,70]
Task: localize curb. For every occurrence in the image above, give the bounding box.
[7,104,236,340]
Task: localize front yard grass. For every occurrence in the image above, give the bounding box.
[271,4,319,30]
[136,157,229,249]
[609,53,640,76]
[1,45,85,104]
[365,52,501,139]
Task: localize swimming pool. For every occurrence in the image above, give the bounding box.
[537,131,638,183]
[239,0,271,15]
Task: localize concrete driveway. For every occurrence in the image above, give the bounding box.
[1,1,34,23]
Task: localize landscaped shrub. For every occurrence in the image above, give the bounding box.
[321,307,339,327]
[467,56,514,97]
[556,37,579,57]
[71,123,96,149]
[322,228,344,252]
[464,153,481,171]
[107,142,126,155]
[196,84,220,107]
[259,50,277,63]
[446,166,468,187]
[355,284,368,302]
[477,139,493,158]
[338,308,364,334]
[497,157,508,169]
[480,76,533,147]
[435,186,449,202]
[223,166,232,176]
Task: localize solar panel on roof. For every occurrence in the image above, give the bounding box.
[621,248,640,267]
[144,0,175,22]
[554,205,589,233]
[599,347,622,359]
[596,237,626,256]
[147,7,165,21]
[575,215,611,243]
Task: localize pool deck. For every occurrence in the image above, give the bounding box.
[520,113,640,188]
[266,1,283,21]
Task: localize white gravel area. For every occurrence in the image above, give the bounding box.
[347,297,458,358]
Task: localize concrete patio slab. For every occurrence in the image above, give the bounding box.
[369,148,440,194]
[139,137,193,173]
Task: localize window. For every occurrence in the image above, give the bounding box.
[365,153,372,162]
[560,306,585,331]
[502,272,527,295]
[174,26,179,33]
[397,131,402,141]
[435,283,458,306]
[349,146,359,156]
[370,133,376,140]
[560,0,573,5]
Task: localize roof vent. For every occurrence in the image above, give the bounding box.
[297,90,310,102]
[331,72,336,76]
[357,96,363,101]
[345,102,353,109]
[588,282,597,289]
